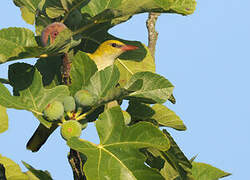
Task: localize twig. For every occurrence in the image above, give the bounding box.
[0,78,10,84]
[62,53,72,85]
[146,12,161,61]
[146,13,176,104]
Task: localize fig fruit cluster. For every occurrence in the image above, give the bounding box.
[42,90,95,122]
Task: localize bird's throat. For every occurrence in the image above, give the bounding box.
[92,54,116,71]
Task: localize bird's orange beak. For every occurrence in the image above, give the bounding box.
[121,45,138,51]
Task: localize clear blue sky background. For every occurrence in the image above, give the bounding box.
[0,1,249,180]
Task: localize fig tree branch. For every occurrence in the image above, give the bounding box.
[146,12,161,61]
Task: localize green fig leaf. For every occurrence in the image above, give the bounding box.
[116,45,155,87]
[126,101,155,121]
[0,154,28,180]
[44,28,79,54]
[20,6,35,25]
[125,72,174,104]
[101,87,128,105]
[69,51,98,95]
[83,65,120,99]
[68,106,170,180]
[81,0,196,18]
[13,0,40,25]
[24,171,39,180]
[160,159,180,180]
[141,148,165,170]
[0,64,70,128]
[46,5,65,19]
[0,105,8,134]
[0,27,78,63]
[0,27,39,63]
[44,0,89,19]
[35,56,63,88]
[191,162,231,180]
[151,104,187,131]
[10,0,196,63]
[158,130,192,180]
[22,161,53,180]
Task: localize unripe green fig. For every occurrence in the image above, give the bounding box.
[43,101,64,121]
[122,111,131,125]
[41,22,67,46]
[74,90,95,107]
[63,96,76,112]
[60,120,82,140]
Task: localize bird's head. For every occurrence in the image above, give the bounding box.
[94,40,138,60]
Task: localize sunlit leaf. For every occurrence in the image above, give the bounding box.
[159,130,192,179]
[22,161,53,180]
[69,51,98,95]
[83,65,120,99]
[13,0,40,24]
[116,45,155,87]
[68,106,170,180]
[125,72,174,104]
[191,162,231,180]
[81,0,196,18]
[0,27,38,63]
[0,105,8,134]
[151,104,187,131]
[0,154,28,180]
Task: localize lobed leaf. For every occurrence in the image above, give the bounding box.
[68,106,170,180]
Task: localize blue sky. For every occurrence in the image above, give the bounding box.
[0,1,249,179]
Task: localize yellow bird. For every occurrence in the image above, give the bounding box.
[27,40,138,152]
[88,40,138,70]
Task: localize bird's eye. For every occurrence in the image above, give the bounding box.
[111,43,117,47]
